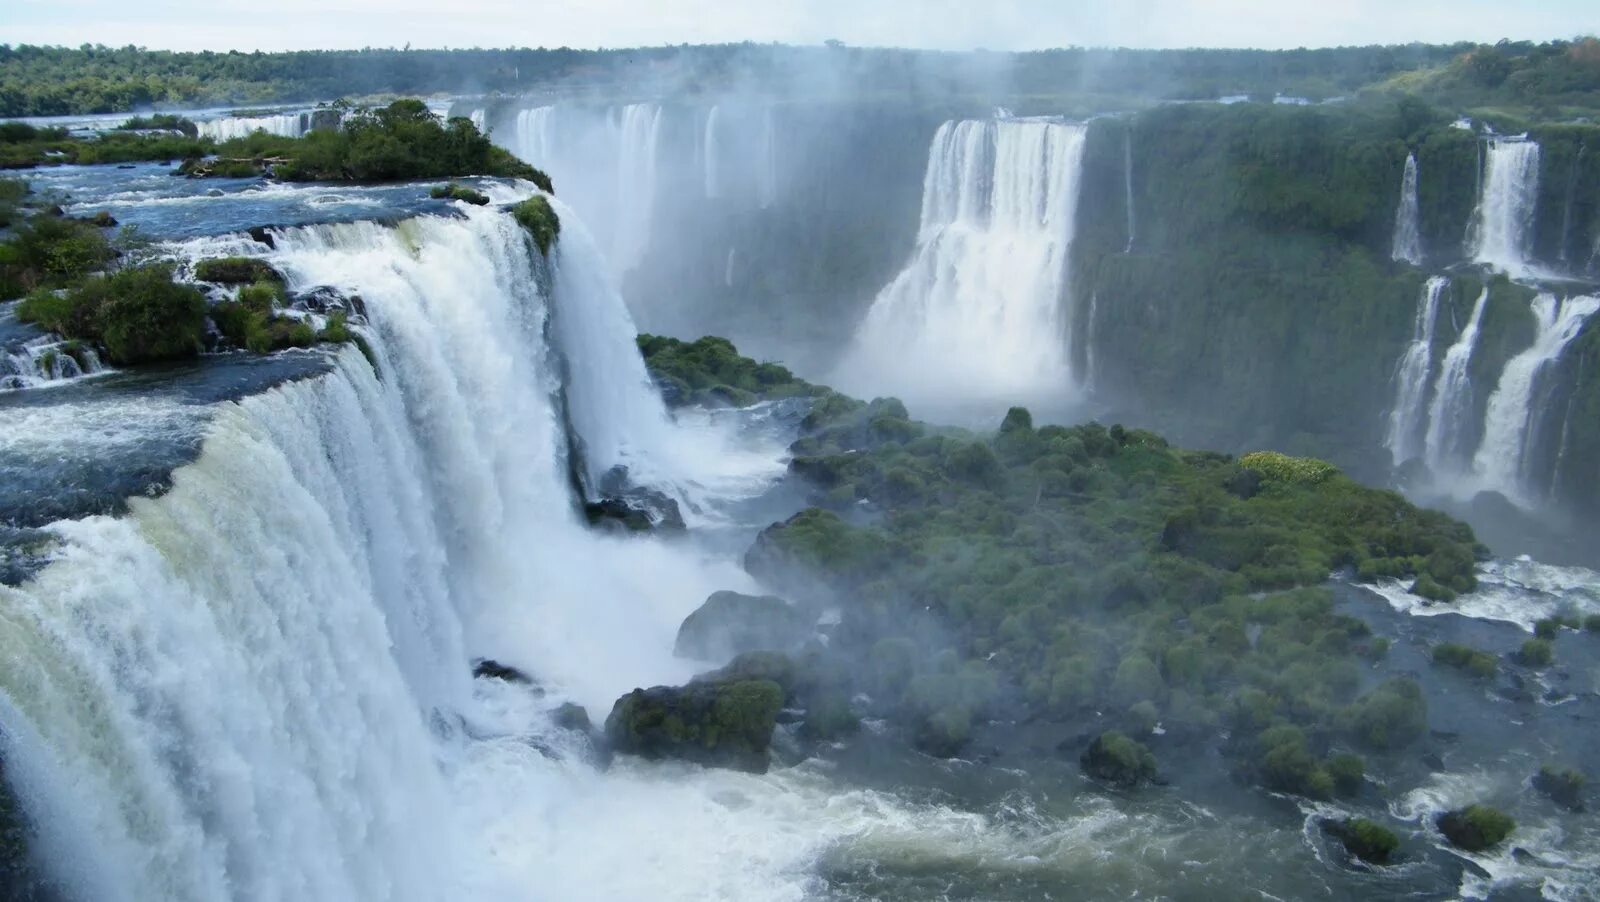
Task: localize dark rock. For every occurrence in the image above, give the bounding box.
[583,498,654,532]
[472,658,536,687]
[246,226,277,248]
[674,590,811,662]
[604,678,784,774]
[1422,752,1446,771]
[585,467,686,533]
[1437,805,1516,852]
[1533,765,1586,812]
[1080,730,1159,788]
[552,702,591,733]
[193,256,283,285]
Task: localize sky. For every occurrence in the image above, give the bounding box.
[2,0,1596,52]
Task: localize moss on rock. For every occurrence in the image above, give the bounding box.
[1437,804,1515,852]
[604,678,784,773]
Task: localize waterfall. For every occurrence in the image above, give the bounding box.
[703,105,722,199]
[1422,284,1490,473]
[1471,294,1600,500]
[0,199,790,899]
[469,109,486,133]
[1,333,107,392]
[514,106,556,169]
[195,113,312,142]
[612,103,663,273]
[832,118,1089,413]
[1468,138,1541,274]
[1123,129,1136,254]
[1391,153,1424,265]
[1384,276,1448,465]
[757,107,778,209]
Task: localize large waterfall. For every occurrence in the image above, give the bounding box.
[1469,138,1541,275]
[0,200,790,899]
[613,103,663,273]
[832,118,1089,415]
[1422,285,1490,473]
[194,112,317,142]
[1471,294,1600,500]
[1384,276,1448,464]
[1391,153,1423,265]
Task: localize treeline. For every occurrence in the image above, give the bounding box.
[2,39,1596,118]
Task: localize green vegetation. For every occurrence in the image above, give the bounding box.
[0,211,114,299]
[192,256,283,285]
[1437,805,1515,852]
[511,195,561,255]
[1516,638,1554,668]
[115,114,197,135]
[429,181,489,205]
[1,120,210,169]
[646,338,1477,789]
[1432,642,1499,678]
[1325,818,1400,865]
[636,335,820,407]
[1533,765,1586,811]
[18,265,206,364]
[183,100,548,186]
[604,678,784,774]
[1080,730,1159,787]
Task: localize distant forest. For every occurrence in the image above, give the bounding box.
[1,38,1597,119]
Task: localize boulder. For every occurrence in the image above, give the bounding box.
[1437,805,1515,852]
[472,658,536,687]
[1079,730,1159,788]
[604,678,783,773]
[674,591,810,662]
[1323,817,1399,865]
[1533,765,1586,812]
[192,256,284,286]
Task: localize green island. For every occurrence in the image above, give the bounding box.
[612,335,1486,804]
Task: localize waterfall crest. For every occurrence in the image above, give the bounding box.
[1469,138,1541,275]
[1391,153,1423,265]
[832,118,1088,415]
[1384,276,1448,464]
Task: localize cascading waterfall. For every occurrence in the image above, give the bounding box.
[1391,153,1424,265]
[703,105,722,199]
[0,199,787,900]
[1469,138,1541,274]
[1123,129,1136,254]
[1422,285,1490,473]
[1384,276,1448,464]
[832,118,1089,413]
[1,334,106,392]
[612,103,663,273]
[195,113,312,142]
[1471,294,1600,500]
[514,106,556,174]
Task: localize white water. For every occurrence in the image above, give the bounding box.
[612,103,663,273]
[1471,294,1600,501]
[1422,285,1490,474]
[1123,129,1136,254]
[1469,139,1541,276]
[1384,276,1448,465]
[1391,153,1423,265]
[703,105,722,199]
[1,332,108,392]
[195,112,313,142]
[833,118,1089,415]
[1367,555,1600,632]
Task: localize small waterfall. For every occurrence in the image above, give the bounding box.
[1391,153,1423,265]
[1,334,107,392]
[1558,146,1583,267]
[612,103,663,273]
[468,109,486,133]
[1468,138,1541,274]
[757,107,778,209]
[514,106,556,168]
[1471,294,1600,500]
[832,118,1089,413]
[1123,129,1136,254]
[703,105,722,199]
[1384,276,1448,465]
[1422,284,1490,473]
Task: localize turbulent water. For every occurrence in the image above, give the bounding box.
[1392,152,1424,265]
[1471,294,1600,501]
[833,118,1088,417]
[1470,138,1542,276]
[1385,276,1448,465]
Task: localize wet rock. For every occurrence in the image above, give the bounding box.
[583,467,685,533]
[1322,817,1400,865]
[552,703,591,734]
[472,658,537,689]
[1437,805,1515,852]
[674,590,811,662]
[604,678,784,774]
[1533,765,1586,812]
[247,226,276,248]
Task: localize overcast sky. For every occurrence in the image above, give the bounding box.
[3,0,1596,52]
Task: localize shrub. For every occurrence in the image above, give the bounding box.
[1432,642,1498,678]
[95,267,208,363]
[1437,805,1515,852]
[512,195,560,255]
[1326,817,1400,864]
[1516,638,1553,668]
[1344,678,1426,751]
[429,181,489,205]
[1080,731,1158,787]
[1533,765,1586,811]
[1327,753,1366,796]
[1238,451,1339,484]
[193,257,283,285]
